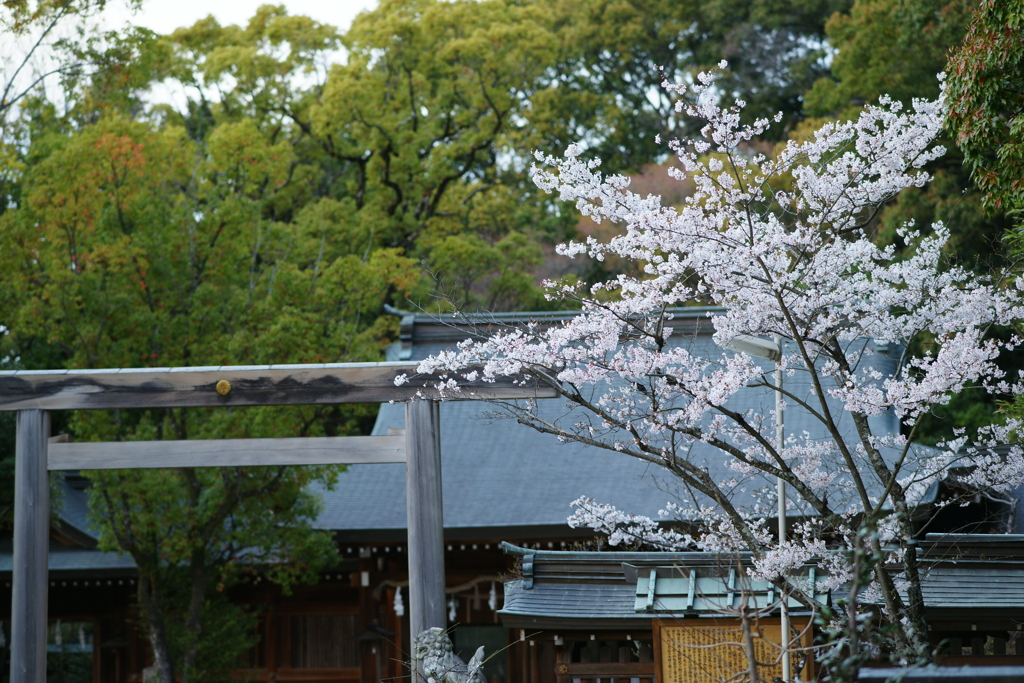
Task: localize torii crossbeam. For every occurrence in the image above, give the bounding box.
[0,361,554,683]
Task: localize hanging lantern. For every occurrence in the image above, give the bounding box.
[393,587,405,617]
[448,596,457,622]
[488,582,498,611]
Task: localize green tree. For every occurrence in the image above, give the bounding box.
[803,0,969,113]
[0,103,413,683]
[946,0,1024,222]
[156,1,564,312]
[89,463,337,683]
[541,0,849,160]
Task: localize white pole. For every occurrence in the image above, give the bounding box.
[775,335,790,682]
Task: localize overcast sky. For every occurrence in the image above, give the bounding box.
[102,0,379,35]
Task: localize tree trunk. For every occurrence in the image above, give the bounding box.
[895,511,931,659]
[138,573,176,683]
[180,552,210,683]
[740,605,760,683]
[845,406,931,658]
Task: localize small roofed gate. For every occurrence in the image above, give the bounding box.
[0,362,554,683]
[635,565,825,682]
[499,543,831,683]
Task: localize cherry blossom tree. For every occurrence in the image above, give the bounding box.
[400,65,1024,666]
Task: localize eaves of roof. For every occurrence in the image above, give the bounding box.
[0,539,136,578]
[499,539,1024,629]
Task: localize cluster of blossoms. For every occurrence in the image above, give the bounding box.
[403,65,1024,652]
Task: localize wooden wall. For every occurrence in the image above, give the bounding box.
[1,539,547,683]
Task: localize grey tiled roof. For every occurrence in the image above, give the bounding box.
[314,399,678,535]
[57,481,93,537]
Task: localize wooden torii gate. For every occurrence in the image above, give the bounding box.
[0,361,553,683]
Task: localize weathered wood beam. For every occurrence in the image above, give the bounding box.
[11,410,49,683]
[0,362,557,411]
[47,435,405,471]
[405,399,446,683]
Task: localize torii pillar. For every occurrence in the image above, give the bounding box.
[11,410,49,683]
[405,399,446,680]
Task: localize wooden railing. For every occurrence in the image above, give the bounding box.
[554,661,656,682]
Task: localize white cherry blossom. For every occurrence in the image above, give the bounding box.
[402,66,1024,659]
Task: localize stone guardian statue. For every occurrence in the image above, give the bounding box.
[412,627,486,683]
